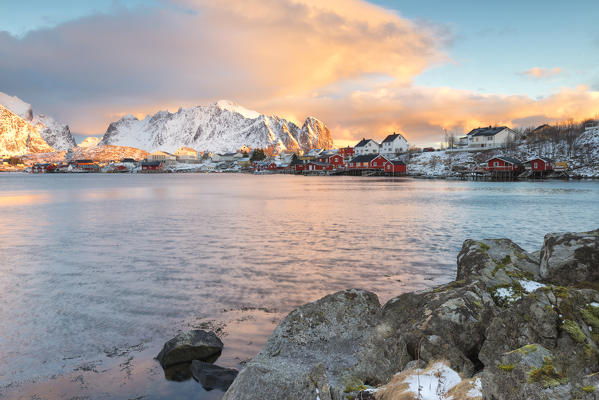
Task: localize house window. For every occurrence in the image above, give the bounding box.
[494,162,499,167]
[534,162,538,169]
[488,136,493,141]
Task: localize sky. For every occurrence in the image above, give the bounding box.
[1,0,599,147]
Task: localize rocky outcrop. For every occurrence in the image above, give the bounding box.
[156,330,223,368]
[540,229,599,285]
[224,229,599,400]
[223,289,408,400]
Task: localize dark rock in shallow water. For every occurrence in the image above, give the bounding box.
[156,330,223,368]
[163,362,193,381]
[191,360,238,391]
[540,229,599,285]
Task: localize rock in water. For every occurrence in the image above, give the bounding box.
[223,289,408,400]
[156,330,223,368]
[540,229,599,284]
[191,360,238,391]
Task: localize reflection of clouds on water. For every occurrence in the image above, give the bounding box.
[0,174,598,399]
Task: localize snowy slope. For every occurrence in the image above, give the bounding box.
[79,136,102,148]
[0,105,55,156]
[0,92,76,150]
[100,101,334,153]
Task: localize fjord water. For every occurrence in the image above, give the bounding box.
[1,174,598,399]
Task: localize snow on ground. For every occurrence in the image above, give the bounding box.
[519,280,545,293]
[407,131,599,179]
[375,361,482,400]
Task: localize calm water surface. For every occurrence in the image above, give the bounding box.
[1,174,598,399]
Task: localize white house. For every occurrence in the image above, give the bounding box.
[380,133,408,157]
[147,150,176,162]
[354,138,380,155]
[467,126,517,149]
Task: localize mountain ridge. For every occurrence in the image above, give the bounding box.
[100,101,334,153]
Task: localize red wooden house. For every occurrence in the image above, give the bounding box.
[347,154,378,169]
[384,160,406,174]
[338,146,355,159]
[486,157,523,172]
[303,161,333,172]
[526,157,553,171]
[141,161,163,172]
[32,163,57,173]
[369,155,391,170]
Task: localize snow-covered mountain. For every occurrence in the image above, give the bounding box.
[0,92,76,150]
[100,100,334,153]
[78,136,102,148]
[0,105,55,156]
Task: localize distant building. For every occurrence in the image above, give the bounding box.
[467,126,517,149]
[486,157,523,172]
[338,146,355,159]
[384,159,406,174]
[148,151,176,162]
[347,154,378,169]
[354,139,379,156]
[141,161,163,172]
[174,147,199,162]
[525,157,554,172]
[380,133,408,157]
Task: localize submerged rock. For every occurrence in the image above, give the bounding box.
[191,360,238,391]
[540,229,599,285]
[156,330,223,368]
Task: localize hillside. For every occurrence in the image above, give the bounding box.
[408,128,599,178]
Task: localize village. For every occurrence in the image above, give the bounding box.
[14,121,599,180]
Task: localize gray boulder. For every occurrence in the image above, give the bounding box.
[383,281,495,376]
[540,229,599,285]
[457,238,540,287]
[223,289,408,400]
[156,330,223,368]
[191,360,238,391]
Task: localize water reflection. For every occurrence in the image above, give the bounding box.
[0,174,598,399]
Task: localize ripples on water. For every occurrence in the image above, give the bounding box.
[1,174,598,399]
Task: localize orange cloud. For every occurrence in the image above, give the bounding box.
[520,67,562,79]
[2,0,597,149]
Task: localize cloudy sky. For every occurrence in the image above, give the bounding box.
[1,0,599,146]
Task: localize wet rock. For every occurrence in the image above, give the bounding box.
[383,281,495,376]
[191,360,238,391]
[223,289,408,400]
[540,229,599,285]
[156,330,223,368]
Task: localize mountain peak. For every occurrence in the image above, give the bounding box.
[0,92,76,150]
[101,100,334,154]
[215,100,261,119]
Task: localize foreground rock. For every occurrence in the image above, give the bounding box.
[540,229,599,285]
[156,330,223,368]
[223,289,408,399]
[191,360,238,391]
[224,229,599,399]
